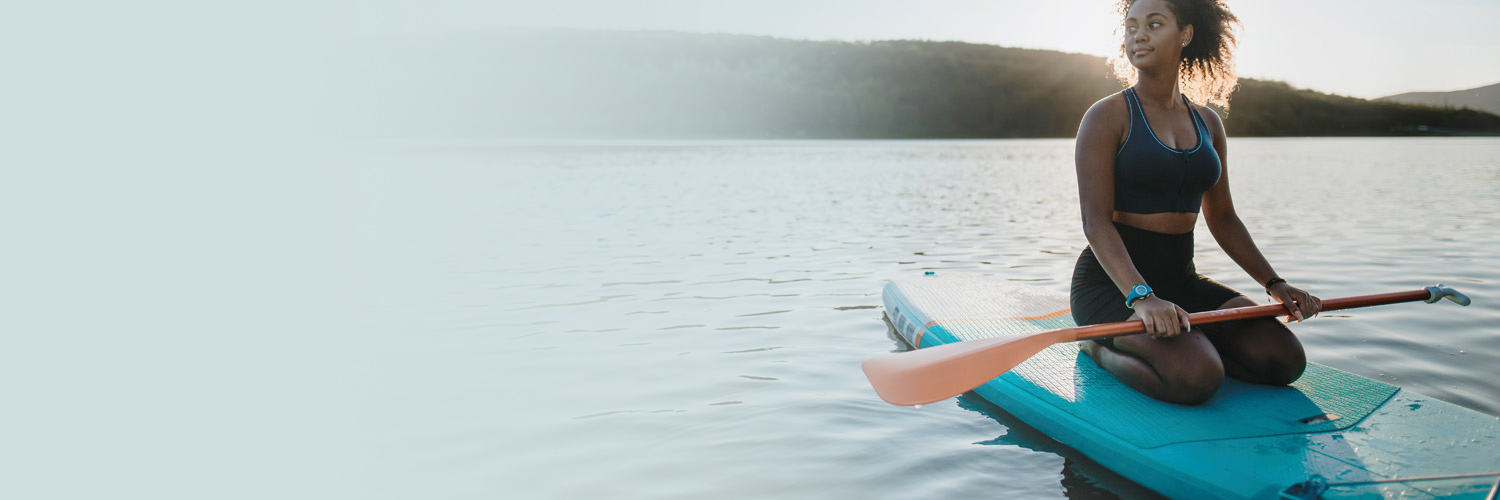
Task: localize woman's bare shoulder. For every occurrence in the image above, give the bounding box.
[1192,103,1227,141]
[1082,92,1129,124]
[1078,92,1130,143]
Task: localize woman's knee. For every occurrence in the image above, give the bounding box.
[1162,354,1224,404]
[1160,381,1221,405]
[1244,319,1308,385]
[1118,332,1225,404]
[1259,343,1307,385]
[1204,314,1308,386]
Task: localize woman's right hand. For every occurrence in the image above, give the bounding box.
[1129,296,1191,339]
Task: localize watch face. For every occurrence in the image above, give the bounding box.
[1133,284,1148,295]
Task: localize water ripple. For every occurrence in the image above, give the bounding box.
[366,138,1500,500]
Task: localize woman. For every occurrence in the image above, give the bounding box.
[1071,0,1322,405]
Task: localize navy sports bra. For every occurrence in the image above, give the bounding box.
[1113,87,1221,214]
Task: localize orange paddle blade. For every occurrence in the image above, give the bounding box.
[862,327,1075,406]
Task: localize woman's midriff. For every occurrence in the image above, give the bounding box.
[1113,211,1197,235]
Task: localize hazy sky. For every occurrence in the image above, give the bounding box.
[357,0,1500,99]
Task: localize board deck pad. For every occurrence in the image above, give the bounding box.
[885,272,1400,450]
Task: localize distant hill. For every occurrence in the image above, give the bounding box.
[1229,80,1500,136]
[327,28,1500,139]
[1379,83,1500,116]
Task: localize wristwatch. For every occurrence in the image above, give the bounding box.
[1125,283,1154,309]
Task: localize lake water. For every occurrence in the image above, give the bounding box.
[9,138,1495,499]
[339,137,1500,499]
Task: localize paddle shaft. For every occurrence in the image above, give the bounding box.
[863,285,1467,406]
[1068,289,1434,342]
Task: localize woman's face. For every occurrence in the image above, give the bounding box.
[1123,0,1192,71]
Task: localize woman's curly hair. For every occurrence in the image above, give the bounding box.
[1108,0,1242,109]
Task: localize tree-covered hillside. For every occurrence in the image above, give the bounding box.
[1380,82,1500,117]
[329,28,1500,139]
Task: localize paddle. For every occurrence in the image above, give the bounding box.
[863,285,1471,406]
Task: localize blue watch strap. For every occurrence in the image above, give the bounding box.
[1125,283,1154,308]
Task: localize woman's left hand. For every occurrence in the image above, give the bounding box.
[1268,282,1321,323]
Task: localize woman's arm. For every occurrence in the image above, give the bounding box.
[1198,107,1322,320]
[1076,95,1190,337]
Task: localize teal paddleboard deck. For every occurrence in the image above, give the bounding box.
[882,272,1500,499]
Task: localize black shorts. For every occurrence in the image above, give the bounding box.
[1070,222,1245,347]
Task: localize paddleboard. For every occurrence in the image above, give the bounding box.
[882,271,1500,499]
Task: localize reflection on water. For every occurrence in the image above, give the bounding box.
[960,394,1169,500]
[346,138,1500,499]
